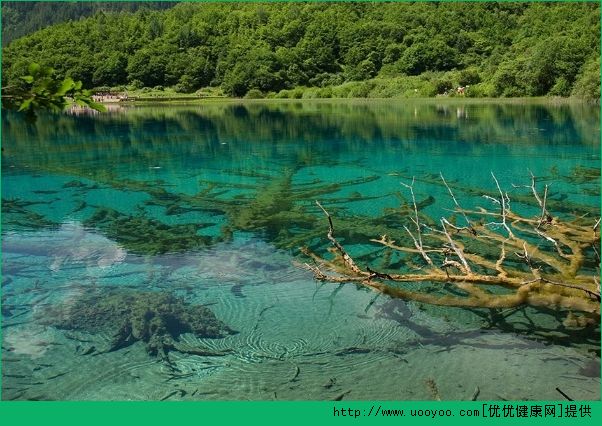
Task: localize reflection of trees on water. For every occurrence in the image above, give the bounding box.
[2,102,599,167]
[2,102,599,251]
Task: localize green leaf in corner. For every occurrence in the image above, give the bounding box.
[18,98,33,111]
[88,101,107,112]
[56,78,75,96]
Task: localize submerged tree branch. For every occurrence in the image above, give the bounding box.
[400,179,434,266]
[315,200,364,275]
[303,174,601,318]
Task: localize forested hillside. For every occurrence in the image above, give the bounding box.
[2,2,600,99]
[1,1,174,45]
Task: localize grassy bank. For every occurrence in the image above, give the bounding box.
[116,95,597,107]
[109,70,598,104]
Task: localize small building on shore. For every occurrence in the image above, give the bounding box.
[92,91,128,103]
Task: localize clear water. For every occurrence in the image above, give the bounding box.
[2,101,600,401]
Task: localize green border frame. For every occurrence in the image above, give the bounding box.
[0,0,600,424]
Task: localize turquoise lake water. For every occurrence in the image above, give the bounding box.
[1,101,600,400]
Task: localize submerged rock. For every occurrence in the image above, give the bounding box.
[39,289,236,357]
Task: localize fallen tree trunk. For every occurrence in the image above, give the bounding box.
[302,173,600,319]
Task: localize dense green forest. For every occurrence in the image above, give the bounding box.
[2,2,600,100]
[1,1,174,45]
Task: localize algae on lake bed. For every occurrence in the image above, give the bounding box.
[38,289,236,358]
[83,207,213,255]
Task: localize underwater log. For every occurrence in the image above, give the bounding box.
[303,174,600,319]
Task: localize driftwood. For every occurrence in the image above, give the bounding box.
[302,173,600,318]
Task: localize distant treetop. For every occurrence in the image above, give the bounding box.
[1,1,174,45]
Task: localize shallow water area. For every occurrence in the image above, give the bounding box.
[2,101,600,400]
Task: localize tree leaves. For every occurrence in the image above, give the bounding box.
[2,3,599,99]
[55,77,76,96]
[2,63,106,122]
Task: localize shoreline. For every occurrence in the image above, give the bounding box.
[118,96,598,107]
